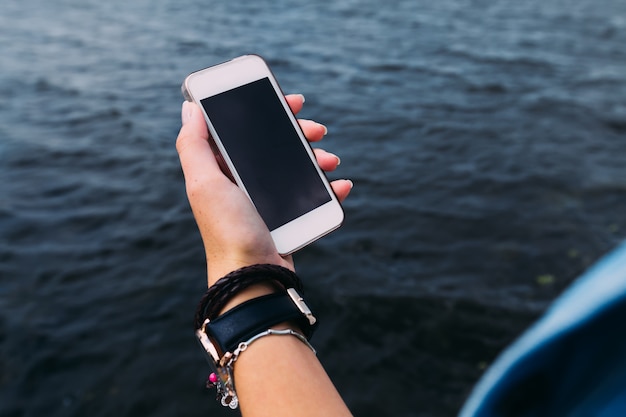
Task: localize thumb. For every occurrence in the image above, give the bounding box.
[176,101,221,182]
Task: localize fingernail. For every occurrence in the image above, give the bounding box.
[321,124,328,136]
[346,179,354,189]
[298,94,305,104]
[181,101,193,125]
[335,155,341,165]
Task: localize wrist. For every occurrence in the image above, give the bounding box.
[194,265,318,410]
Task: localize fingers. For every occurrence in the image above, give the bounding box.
[285,94,305,114]
[284,95,350,202]
[313,148,341,172]
[331,179,353,203]
[299,119,328,142]
[285,94,328,142]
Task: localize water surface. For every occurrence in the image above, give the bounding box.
[1,0,626,416]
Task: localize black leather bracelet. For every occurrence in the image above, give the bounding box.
[205,291,318,355]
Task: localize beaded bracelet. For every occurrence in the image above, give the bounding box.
[194,264,303,328]
[203,326,316,409]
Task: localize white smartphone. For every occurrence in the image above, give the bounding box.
[181,55,344,255]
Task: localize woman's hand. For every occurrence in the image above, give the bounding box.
[176,94,352,286]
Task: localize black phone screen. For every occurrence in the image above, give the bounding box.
[200,78,331,231]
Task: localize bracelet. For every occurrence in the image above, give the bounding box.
[195,286,318,409]
[218,327,316,369]
[194,264,303,328]
[228,328,316,363]
[200,325,315,409]
[204,290,318,355]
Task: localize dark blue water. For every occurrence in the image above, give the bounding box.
[1,0,626,416]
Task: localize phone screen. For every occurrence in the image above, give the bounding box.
[200,78,331,231]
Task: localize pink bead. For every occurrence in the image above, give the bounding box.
[209,373,218,383]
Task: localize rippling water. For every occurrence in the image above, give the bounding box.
[1,0,626,416]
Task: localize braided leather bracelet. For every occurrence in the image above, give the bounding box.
[194,264,303,328]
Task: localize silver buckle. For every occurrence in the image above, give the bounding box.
[287,288,317,326]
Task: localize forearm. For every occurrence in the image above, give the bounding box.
[235,332,353,417]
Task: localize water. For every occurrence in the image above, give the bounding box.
[1,0,625,416]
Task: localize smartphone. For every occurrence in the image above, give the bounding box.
[181,55,344,255]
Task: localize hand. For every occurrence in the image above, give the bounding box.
[176,95,352,286]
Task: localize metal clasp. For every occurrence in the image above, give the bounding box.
[287,288,317,326]
[196,319,221,362]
